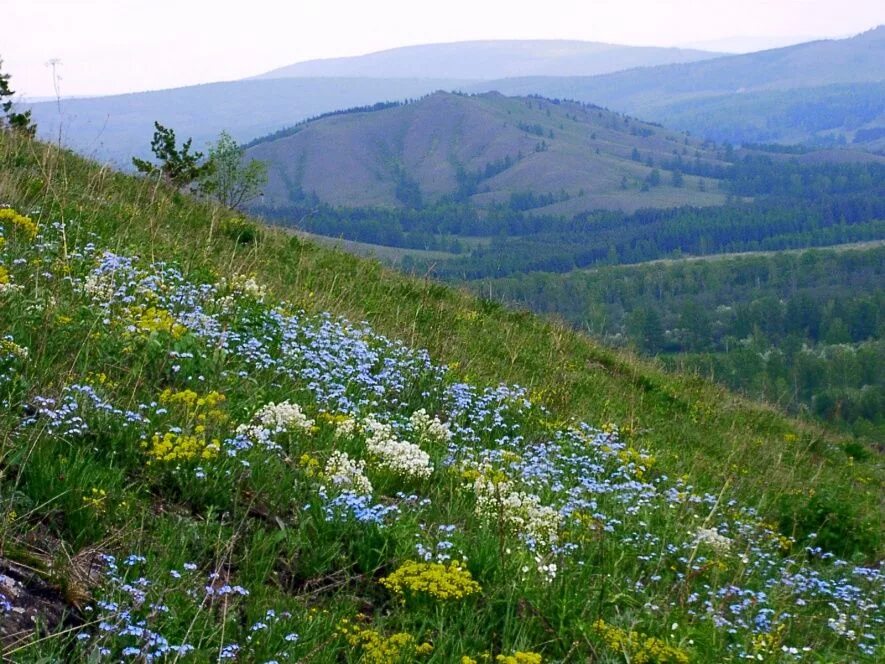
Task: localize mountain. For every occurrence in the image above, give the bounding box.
[254,39,722,80]
[0,130,880,661]
[24,31,882,166]
[245,91,729,213]
[25,77,469,166]
[474,27,885,147]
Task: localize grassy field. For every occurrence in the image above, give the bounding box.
[0,134,881,661]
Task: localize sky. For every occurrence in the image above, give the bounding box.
[3,0,883,98]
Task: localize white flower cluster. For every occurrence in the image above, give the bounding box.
[324,451,373,496]
[253,401,314,433]
[695,527,733,555]
[235,401,314,452]
[364,416,433,479]
[82,272,116,300]
[473,472,561,548]
[334,417,359,439]
[222,274,267,301]
[409,408,452,444]
[0,281,23,296]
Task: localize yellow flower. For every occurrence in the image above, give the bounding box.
[381,560,481,601]
[0,208,38,239]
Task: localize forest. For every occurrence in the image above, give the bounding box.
[482,246,884,439]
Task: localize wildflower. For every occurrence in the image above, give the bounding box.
[338,620,432,664]
[695,527,733,555]
[253,400,314,433]
[410,408,452,444]
[145,432,220,463]
[324,451,373,496]
[381,560,481,601]
[473,470,560,549]
[364,416,433,479]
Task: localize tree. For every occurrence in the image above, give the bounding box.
[0,58,36,137]
[132,122,211,187]
[199,131,268,210]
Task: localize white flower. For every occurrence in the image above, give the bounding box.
[324,451,373,496]
[253,401,314,433]
[363,415,433,479]
[473,470,560,548]
[334,417,359,439]
[409,408,452,444]
[695,527,732,554]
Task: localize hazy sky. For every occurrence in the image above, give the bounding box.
[4,0,883,98]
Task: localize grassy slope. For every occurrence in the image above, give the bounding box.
[2,135,878,554]
[0,135,882,660]
[246,92,727,213]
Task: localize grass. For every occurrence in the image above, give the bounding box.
[0,133,881,662]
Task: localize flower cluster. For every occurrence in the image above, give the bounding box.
[364,416,433,479]
[472,469,561,549]
[253,400,314,433]
[694,527,733,555]
[592,619,690,664]
[324,450,373,496]
[144,431,220,463]
[0,207,38,240]
[381,560,481,601]
[409,408,452,444]
[338,619,433,664]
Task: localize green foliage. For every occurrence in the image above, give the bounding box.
[132,121,212,187]
[200,130,268,210]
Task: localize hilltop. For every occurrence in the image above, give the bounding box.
[245,91,728,213]
[0,131,882,661]
[254,39,721,80]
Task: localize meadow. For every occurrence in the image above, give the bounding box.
[0,133,881,661]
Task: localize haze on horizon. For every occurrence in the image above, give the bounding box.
[4,0,883,98]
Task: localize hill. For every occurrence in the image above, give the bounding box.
[0,131,882,661]
[245,91,729,213]
[476,27,885,147]
[254,39,722,80]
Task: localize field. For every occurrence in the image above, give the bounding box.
[0,133,881,661]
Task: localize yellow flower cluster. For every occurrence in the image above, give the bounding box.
[381,560,481,601]
[0,266,9,284]
[338,620,432,664]
[0,208,38,240]
[145,432,220,463]
[496,653,543,664]
[129,306,186,338]
[461,653,542,664]
[159,388,227,423]
[592,619,689,664]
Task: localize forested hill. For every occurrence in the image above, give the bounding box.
[244,91,729,213]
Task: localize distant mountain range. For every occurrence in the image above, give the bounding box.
[24,28,885,164]
[245,91,729,214]
[253,40,722,80]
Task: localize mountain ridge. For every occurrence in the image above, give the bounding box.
[253,39,723,80]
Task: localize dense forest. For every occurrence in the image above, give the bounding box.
[482,246,884,439]
[254,159,885,278]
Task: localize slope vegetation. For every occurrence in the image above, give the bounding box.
[0,134,881,661]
